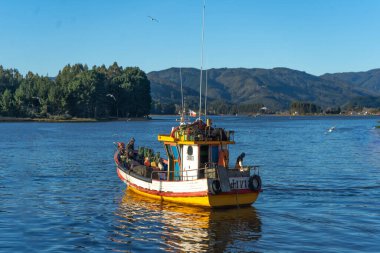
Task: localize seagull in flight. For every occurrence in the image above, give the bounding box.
[148,16,159,22]
[106,94,116,101]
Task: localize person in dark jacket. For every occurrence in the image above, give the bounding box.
[235,152,245,170]
[126,137,135,159]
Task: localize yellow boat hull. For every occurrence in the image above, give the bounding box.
[127,184,259,208]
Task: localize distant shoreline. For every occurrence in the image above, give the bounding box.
[1,114,379,123]
[0,117,150,123]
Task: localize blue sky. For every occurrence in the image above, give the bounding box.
[1,0,380,76]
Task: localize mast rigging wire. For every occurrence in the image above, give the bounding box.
[199,0,206,120]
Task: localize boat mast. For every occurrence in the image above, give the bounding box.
[180,68,184,112]
[204,69,208,118]
[199,0,206,120]
[180,67,185,124]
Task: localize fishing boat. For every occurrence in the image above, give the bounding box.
[113,1,262,208]
[114,116,262,208]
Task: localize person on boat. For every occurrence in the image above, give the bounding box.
[117,142,125,151]
[126,137,135,159]
[117,142,127,166]
[154,152,161,165]
[119,149,127,167]
[157,158,166,180]
[235,152,245,170]
[158,158,164,170]
[144,157,151,167]
[218,149,229,168]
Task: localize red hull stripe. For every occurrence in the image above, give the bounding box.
[117,167,126,181]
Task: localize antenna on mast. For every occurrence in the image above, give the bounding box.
[180,67,185,124]
[199,0,206,120]
[204,69,208,118]
[180,68,184,111]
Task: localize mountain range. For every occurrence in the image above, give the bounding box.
[148,67,380,112]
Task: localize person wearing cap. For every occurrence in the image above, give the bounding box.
[118,142,127,167]
[126,138,135,159]
[235,152,245,170]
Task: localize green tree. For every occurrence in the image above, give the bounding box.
[13,72,36,116]
[1,63,151,119]
[47,84,64,115]
[110,67,151,117]
[0,66,22,94]
[0,89,14,115]
[56,64,88,115]
[290,101,322,115]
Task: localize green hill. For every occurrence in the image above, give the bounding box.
[320,68,380,94]
[148,67,379,112]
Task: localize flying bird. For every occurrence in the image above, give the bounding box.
[148,16,159,22]
[106,94,116,101]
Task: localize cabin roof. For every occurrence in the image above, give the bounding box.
[158,134,235,145]
[157,119,235,145]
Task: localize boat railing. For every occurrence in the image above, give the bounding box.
[226,165,260,177]
[151,170,197,181]
[150,164,260,181]
[150,170,168,181]
[245,165,260,176]
[203,162,219,179]
[150,163,220,181]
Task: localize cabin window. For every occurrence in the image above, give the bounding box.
[200,145,209,166]
[187,146,193,155]
[186,145,195,161]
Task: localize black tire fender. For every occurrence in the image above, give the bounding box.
[248,175,262,191]
[211,180,222,194]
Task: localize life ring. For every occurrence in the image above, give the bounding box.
[211,180,222,194]
[248,175,262,191]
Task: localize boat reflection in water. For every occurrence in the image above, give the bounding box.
[111,189,262,252]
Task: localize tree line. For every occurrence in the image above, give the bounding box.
[290,102,322,115]
[0,63,151,119]
[151,99,269,115]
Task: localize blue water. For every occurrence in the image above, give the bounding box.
[0,116,379,252]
